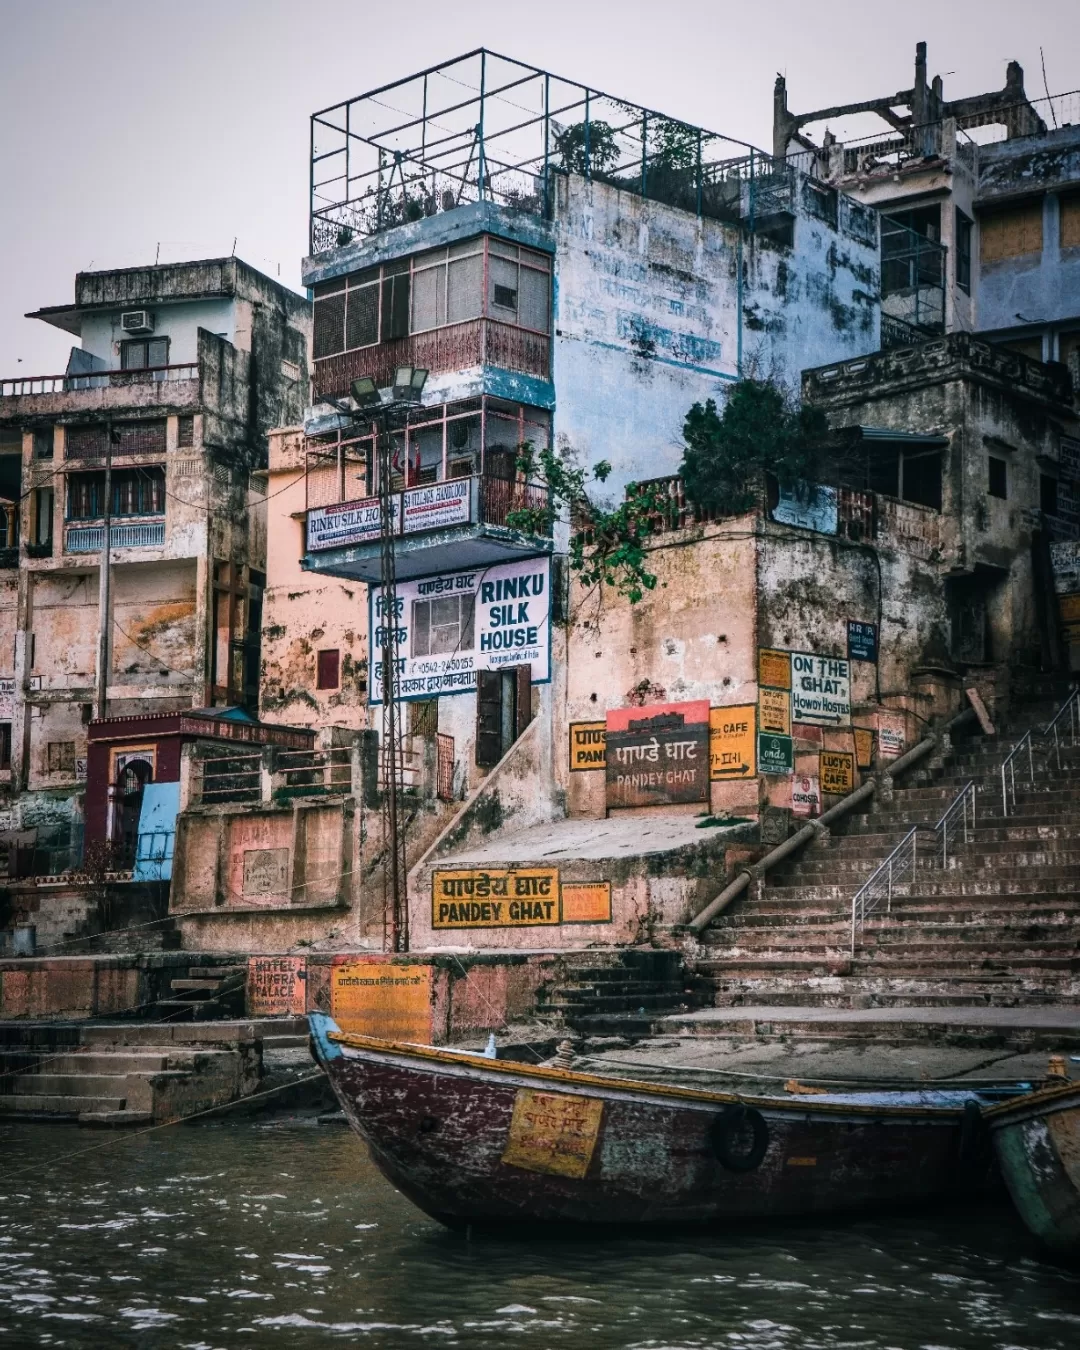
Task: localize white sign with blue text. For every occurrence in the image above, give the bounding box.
[791,652,851,727]
[370,556,551,704]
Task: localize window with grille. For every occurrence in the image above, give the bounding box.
[67,468,165,519]
[988,456,1008,500]
[411,593,475,657]
[0,723,10,772]
[33,427,53,459]
[177,415,195,448]
[121,337,169,370]
[316,649,340,690]
[980,200,1043,263]
[66,420,166,458]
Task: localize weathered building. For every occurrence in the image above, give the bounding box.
[774,42,1080,371]
[0,258,310,887]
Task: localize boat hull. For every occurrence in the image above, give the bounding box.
[310,1015,1001,1229]
[987,1083,1080,1256]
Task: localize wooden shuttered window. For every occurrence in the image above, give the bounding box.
[979,200,1043,263]
[475,670,503,768]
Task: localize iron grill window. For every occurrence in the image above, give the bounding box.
[177,415,195,448]
[67,469,165,519]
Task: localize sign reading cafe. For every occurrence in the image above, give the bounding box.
[369,556,551,703]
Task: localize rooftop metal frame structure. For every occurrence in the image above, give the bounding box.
[309,49,797,255]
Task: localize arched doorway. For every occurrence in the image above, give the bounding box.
[112,757,153,866]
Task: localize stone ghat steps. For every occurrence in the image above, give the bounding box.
[0,1024,260,1125]
[706,892,1080,923]
[767,848,1080,881]
[758,876,1080,902]
[654,1011,1080,1048]
[706,925,1080,955]
[837,805,1080,835]
[154,963,247,1021]
[701,974,1077,1010]
[539,950,696,1030]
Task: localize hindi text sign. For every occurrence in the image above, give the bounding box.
[432,868,560,928]
[605,701,710,809]
[709,705,756,779]
[501,1089,604,1179]
[758,648,791,690]
[331,961,432,1042]
[561,881,612,924]
[569,721,607,771]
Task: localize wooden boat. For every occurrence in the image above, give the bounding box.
[308,1013,1022,1229]
[985,1080,1080,1256]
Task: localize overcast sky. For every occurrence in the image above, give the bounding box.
[2,0,1078,373]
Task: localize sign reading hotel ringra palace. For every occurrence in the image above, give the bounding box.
[605,700,710,809]
[369,556,551,703]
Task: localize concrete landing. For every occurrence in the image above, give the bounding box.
[659,1005,1080,1032]
[435,812,744,864]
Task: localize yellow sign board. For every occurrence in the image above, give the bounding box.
[561,881,612,924]
[330,961,432,1042]
[853,727,874,769]
[820,750,855,794]
[758,686,791,735]
[432,868,560,928]
[709,705,756,779]
[501,1088,604,1179]
[759,648,791,691]
[569,721,607,771]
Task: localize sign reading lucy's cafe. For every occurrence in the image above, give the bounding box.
[369,556,551,703]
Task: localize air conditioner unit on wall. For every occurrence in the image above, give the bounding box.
[121,310,154,334]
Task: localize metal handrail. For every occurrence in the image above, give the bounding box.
[1000,731,1034,816]
[850,827,918,955]
[1045,687,1080,771]
[936,780,975,866]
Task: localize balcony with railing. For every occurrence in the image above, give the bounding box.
[302,395,554,581]
[0,362,200,415]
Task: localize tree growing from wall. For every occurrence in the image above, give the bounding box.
[679,379,828,515]
[506,445,666,605]
[554,121,621,176]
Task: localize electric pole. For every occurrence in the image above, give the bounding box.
[377,413,408,952]
[94,420,114,720]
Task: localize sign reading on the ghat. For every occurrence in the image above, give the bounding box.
[759,648,792,690]
[758,732,795,774]
[247,956,306,1017]
[605,701,709,809]
[432,868,560,928]
[709,706,756,779]
[331,961,432,1042]
[569,721,607,771]
[758,686,791,735]
[791,653,850,726]
[854,727,875,769]
[820,750,855,794]
[847,620,878,663]
[561,881,612,924]
[501,1088,605,1179]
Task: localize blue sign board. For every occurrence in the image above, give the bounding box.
[847,620,878,663]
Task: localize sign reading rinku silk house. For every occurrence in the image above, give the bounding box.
[369,556,551,703]
[307,479,471,551]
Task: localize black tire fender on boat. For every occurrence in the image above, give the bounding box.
[709,1104,770,1172]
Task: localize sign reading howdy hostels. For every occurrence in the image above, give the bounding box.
[605,700,710,809]
[708,706,756,780]
[758,649,851,727]
[569,721,607,771]
[432,867,561,928]
[820,750,855,794]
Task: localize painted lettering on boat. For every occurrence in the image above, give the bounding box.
[501,1089,605,1179]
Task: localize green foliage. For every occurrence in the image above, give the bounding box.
[649,118,701,170]
[554,120,621,175]
[679,380,828,515]
[506,444,664,605]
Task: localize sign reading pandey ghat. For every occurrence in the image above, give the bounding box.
[605,700,710,809]
[569,721,607,771]
[432,867,561,928]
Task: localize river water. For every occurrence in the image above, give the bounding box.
[2,1116,1078,1349]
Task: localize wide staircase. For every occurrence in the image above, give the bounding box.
[695,683,1080,1011]
[538,949,696,1035]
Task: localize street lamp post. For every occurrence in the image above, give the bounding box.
[349,368,428,953]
